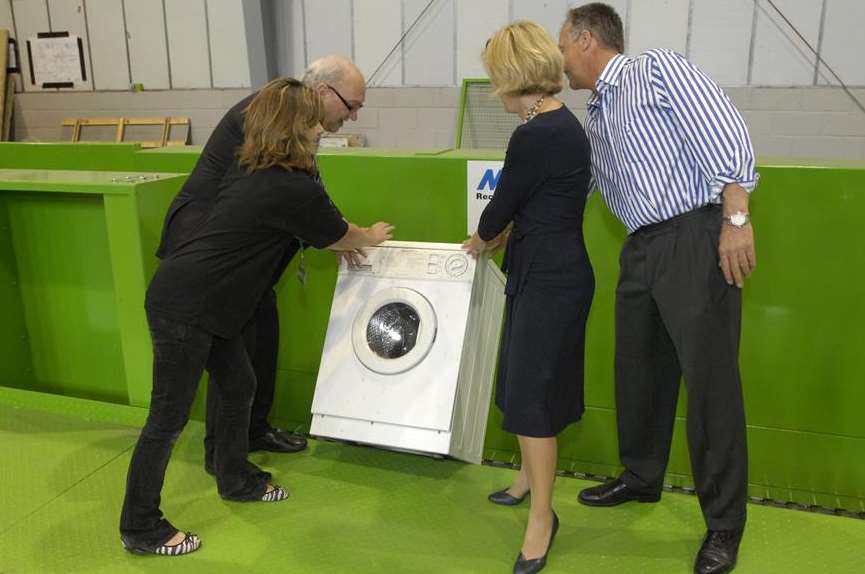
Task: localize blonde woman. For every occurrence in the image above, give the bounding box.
[463,21,595,574]
[119,78,392,556]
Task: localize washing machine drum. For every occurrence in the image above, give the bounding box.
[352,287,437,375]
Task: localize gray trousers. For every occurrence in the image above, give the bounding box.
[615,205,748,531]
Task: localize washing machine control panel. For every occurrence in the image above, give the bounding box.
[345,247,475,282]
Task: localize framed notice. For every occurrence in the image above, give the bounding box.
[26,32,86,89]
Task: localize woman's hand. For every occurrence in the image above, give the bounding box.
[462,232,488,259]
[327,222,393,252]
[333,248,367,267]
[366,222,394,245]
[484,225,511,256]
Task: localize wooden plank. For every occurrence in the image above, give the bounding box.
[1,1,15,38]
[689,0,754,86]
[271,0,305,77]
[2,76,14,141]
[512,0,569,40]
[62,117,190,126]
[206,0,249,88]
[115,116,125,142]
[456,0,508,81]
[305,0,352,64]
[353,0,402,86]
[11,0,50,92]
[0,28,8,134]
[164,0,211,88]
[751,0,821,86]
[79,0,128,90]
[46,0,94,90]
[819,0,865,85]
[403,0,455,86]
[124,0,170,90]
[628,0,690,56]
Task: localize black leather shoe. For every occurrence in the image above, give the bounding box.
[249,430,307,453]
[694,526,744,574]
[488,488,529,506]
[513,511,559,574]
[577,477,661,507]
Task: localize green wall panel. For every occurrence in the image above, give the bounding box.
[0,143,141,171]
[738,167,865,437]
[134,147,202,174]
[0,197,35,388]
[0,144,862,512]
[0,170,188,407]
[4,192,126,402]
[270,369,319,432]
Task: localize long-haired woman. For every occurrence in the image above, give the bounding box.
[119,78,393,556]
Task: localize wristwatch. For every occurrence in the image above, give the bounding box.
[722,210,750,228]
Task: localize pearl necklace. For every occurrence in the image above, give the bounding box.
[524,95,545,123]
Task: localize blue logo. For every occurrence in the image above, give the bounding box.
[476,169,501,191]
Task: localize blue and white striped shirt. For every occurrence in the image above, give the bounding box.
[585,50,758,234]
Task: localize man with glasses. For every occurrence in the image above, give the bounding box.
[155,55,367,476]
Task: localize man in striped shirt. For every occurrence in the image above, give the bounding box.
[558,4,756,574]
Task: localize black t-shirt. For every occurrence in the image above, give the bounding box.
[155,94,254,258]
[146,163,349,338]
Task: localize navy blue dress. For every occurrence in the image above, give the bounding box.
[477,105,595,437]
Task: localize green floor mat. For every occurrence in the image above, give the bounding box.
[1,399,864,573]
[0,404,139,527]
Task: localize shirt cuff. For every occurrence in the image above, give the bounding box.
[708,173,759,200]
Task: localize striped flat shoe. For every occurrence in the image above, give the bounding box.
[261,484,289,502]
[121,532,201,556]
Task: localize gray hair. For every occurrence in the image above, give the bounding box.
[302,55,350,87]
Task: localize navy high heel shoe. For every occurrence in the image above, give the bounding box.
[513,511,559,574]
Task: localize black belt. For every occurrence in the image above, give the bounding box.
[634,204,720,236]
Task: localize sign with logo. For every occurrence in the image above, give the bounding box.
[466,160,504,235]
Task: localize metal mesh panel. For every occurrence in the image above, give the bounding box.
[458,81,521,150]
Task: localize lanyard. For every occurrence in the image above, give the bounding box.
[296,240,307,287]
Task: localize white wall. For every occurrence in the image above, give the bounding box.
[1,0,250,92]
[4,0,865,161]
[3,0,863,91]
[280,0,865,89]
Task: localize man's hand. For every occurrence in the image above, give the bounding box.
[719,224,755,288]
[334,248,367,267]
[719,183,755,288]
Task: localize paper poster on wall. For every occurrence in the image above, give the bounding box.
[467,160,504,235]
[26,32,86,88]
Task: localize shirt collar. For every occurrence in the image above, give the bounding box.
[587,54,631,109]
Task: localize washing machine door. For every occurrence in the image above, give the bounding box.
[352,287,437,375]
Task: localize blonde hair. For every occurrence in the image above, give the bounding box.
[238,77,323,174]
[481,20,563,96]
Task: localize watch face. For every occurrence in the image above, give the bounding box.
[731,213,747,226]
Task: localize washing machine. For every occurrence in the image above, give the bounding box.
[310,241,506,463]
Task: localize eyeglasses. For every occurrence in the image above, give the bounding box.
[326,84,363,113]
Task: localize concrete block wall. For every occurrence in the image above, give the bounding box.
[11,86,865,161]
[11,89,254,148]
